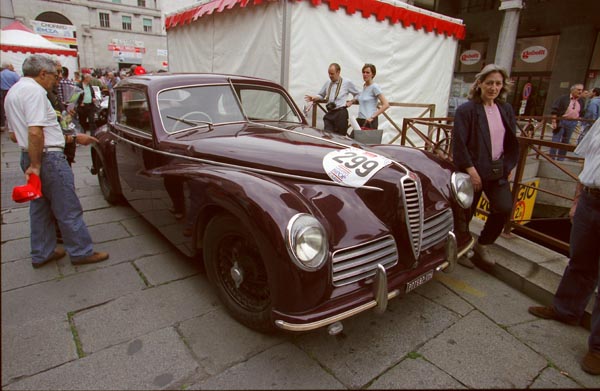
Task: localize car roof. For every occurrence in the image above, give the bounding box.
[116,73,275,91]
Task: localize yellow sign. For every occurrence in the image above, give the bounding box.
[474,179,539,224]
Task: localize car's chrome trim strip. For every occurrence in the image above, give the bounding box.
[275,289,401,332]
[110,131,383,191]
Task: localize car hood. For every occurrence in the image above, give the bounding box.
[165,122,448,189]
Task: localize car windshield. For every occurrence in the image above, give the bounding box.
[159,85,245,133]
[159,83,301,133]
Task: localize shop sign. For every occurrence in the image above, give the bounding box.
[521,46,547,63]
[30,20,77,47]
[475,179,539,224]
[459,49,481,65]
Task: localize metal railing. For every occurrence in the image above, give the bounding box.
[400,115,595,253]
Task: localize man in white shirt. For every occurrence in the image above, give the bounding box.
[305,63,360,135]
[529,118,600,375]
[4,54,109,268]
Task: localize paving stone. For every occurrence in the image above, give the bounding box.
[1,262,145,327]
[419,311,547,388]
[120,215,157,236]
[78,194,111,212]
[415,278,474,316]
[529,366,582,388]
[1,257,60,292]
[1,237,31,263]
[294,293,459,389]
[193,342,345,390]
[508,319,600,388]
[435,265,540,326]
[86,221,131,243]
[367,356,466,389]
[1,207,29,224]
[1,220,30,242]
[135,251,200,286]
[74,275,219,354]
[1,315,77,386]
[57,233,172,276]
[82,205,139,226]
[4,327,202,390]
[179,309,285,375]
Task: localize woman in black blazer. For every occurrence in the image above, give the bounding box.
[452,64,519,267]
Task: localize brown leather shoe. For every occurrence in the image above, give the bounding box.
[528,305,579,326]
[582,350,600,375]
[71,251,109,265]
[32,248,66,269]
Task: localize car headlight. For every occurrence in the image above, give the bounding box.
[286,214,328,271]
[451,172,474,209]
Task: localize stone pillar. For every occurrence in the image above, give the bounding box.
[494,0,523,74]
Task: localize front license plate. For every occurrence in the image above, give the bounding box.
[405,270,434,293]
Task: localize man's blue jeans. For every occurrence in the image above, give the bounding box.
[549,119,578,160]
[20,151,94,264]
[552,190,600,352]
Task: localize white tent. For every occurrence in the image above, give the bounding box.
[1,21,78,78]
[165,0,465,139]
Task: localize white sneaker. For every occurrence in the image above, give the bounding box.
[474,242,495,266]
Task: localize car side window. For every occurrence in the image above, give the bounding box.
[116,89,152,134]
[237,88,300,123]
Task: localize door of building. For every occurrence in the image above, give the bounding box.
[507,73,552,116]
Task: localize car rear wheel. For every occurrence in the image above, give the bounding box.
[204,214,275,333]
[97,158,123,204]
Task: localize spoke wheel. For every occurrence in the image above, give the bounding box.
[204,214,275,333]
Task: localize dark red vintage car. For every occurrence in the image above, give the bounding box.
[91,73,475,333]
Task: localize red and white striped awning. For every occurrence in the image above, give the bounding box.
[165,0,466,39]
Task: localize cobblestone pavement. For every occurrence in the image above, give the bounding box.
[2,131,599,389]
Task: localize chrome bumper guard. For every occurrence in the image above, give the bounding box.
[275,232,474,332]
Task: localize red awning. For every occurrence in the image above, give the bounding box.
[0,44,78,57]
[165,0,465,40]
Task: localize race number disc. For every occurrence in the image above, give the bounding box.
[323,147,392,187]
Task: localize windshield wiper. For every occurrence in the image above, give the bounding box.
[167,115,214,132]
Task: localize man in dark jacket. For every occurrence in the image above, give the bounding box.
[549,83,585,160]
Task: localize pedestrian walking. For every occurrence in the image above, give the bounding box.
[578,87,600,144]
[451,64,520,268]
[529,118,600,375]
[3,54,109,268]
[549,83,585,160]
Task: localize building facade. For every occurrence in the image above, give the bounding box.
[442,0,600,116]
[2,0,168,73]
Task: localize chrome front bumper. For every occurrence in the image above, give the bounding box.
[275,233,475,332]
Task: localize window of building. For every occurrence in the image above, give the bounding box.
[138,0,146,6]
[99,12,110,28]
[143,18,152,33]
[112,0,121,3]
[122,15,132,31]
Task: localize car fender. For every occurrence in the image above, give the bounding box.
[150,164,332,311]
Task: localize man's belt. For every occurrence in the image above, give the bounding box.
[583,186,600,199]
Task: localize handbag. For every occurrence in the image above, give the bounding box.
[489,158,504,181]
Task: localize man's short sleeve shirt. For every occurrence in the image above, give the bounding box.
[4,77,64,149]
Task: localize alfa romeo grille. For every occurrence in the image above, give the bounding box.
[422,209,454,251]
[401,175,424,259]
[331,235,398,287]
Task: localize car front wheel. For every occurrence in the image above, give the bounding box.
[203,214,275,333]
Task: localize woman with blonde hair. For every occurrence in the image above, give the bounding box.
[451,64,520,267]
